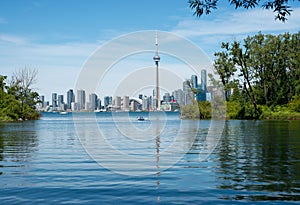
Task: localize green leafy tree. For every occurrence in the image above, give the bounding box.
[214,42,236,101]
[214,32,300,119]
[8,68,40,120]
[0,75,21,121]
[188,0,299,22]
[0,68,40,121]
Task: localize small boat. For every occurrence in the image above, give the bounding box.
[137,116,145,121]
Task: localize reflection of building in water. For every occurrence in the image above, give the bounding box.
[155,125,161,202]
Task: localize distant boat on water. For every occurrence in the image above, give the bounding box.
[137,116,145,121]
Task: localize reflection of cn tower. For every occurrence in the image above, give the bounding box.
[153,32,161,110]
[155,124,161,202]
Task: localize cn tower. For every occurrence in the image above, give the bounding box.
[153,32,161,110]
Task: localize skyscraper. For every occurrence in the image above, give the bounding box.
[52,93,57,108]
[198,69,207,101]
[163,92,171,103]
[67,89,75,109]
[104,96,112,109]
[182,81,193,105]
[173,89,184,106]
[40,95,45,108]
[191,75,198,89]
[77,89,86,110]
[89,93,98,110]
[113,96,121,111]
[122,96,130,111]
[200,69,207,91]
[57,95,64,108]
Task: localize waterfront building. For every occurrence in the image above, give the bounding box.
[113,96,121,111]
[182,81,193,105]
[191,75,198,89]
[77,90,86,110]
[89,93,98,111]
[142,96,148,111]
[52,93,57,108]
[67,89,75,109]
[97,99,101,110]
[57,95,64,107]
[172,89,184,106]
[71,102,80,111]
[122,96,130,111]
[161,101,180,112]
[163,92,171,103]
[196,69,207,102]
[89,93,98,110]
[104,96,112,110]
[200,69,207,91]
[40,95,45,108]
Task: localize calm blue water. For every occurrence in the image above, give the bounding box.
[0,112,300,204]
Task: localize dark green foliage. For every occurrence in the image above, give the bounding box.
[188,0,299,21]
[0,72,40,121]
[214,32,300,119]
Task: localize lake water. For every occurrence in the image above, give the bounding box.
[0,112,299,204]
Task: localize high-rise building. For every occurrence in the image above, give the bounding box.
[197,69,207,101]
[77,90,86,110]
[122,96,130,111]
[114,96,121,110]
[142,96,148,111]
[57,95,64,107]
[67,89,75,109]
[183,81,189,93]
[52,93,57,108]
[182,81,193,105]
[191,75,198,89]
[89,93,98,110]
[173,89,184,106]
[200,69,207,91]
[97,99,101,110]
[40,95,45,108]
[104,96,112,109]
[163,92,171,103]
[147,96,153,111]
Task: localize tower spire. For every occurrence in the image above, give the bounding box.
[153,32,161,110]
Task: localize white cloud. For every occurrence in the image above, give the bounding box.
[0,34,29,45]
[172,8,300,37]
[0,37,99,99]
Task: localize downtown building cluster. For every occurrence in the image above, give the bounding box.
[38,70,210,112]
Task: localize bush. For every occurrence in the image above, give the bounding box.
[289,95,300,112]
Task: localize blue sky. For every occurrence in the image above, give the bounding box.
[1,0,300,101]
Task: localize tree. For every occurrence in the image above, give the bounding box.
[213,32,300,118]
[188,0,299,22]
[214,42,236,101]
[7,67,40,120]
[0,75,21,121]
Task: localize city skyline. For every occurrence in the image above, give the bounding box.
[1,1,299,100]
[38,72,208,112]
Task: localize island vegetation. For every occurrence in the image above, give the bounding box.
[0,68,40,121]
[181,31,300,120]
